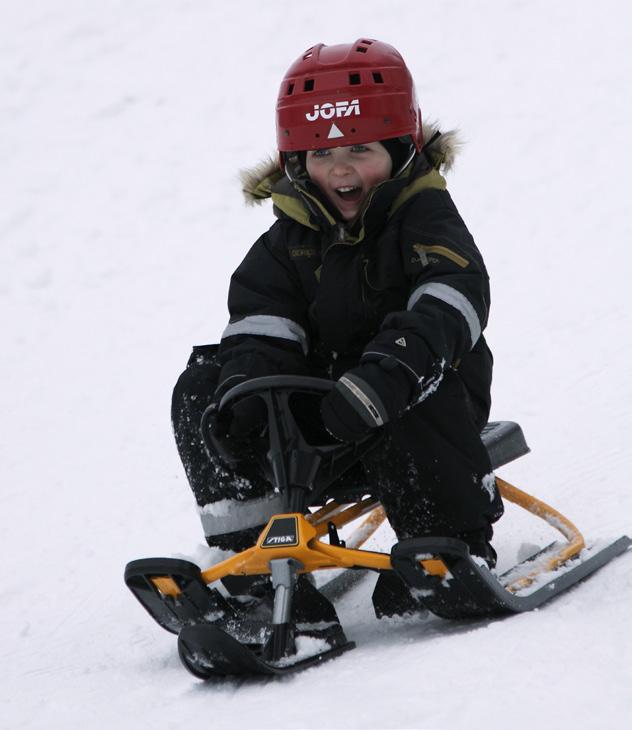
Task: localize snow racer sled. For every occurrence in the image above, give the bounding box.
[125,376,631,678]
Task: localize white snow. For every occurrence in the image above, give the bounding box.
[2,1,632,729]
[481,472,497,501]
[272,636,334,668]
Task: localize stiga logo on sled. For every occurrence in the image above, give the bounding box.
[265,535,295,545]
[305,99,361,121]
[261,516,299,548]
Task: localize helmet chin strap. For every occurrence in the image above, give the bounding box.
[392,144,417,178]
[282,151,307,183]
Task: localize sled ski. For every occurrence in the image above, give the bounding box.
[125,375,631,679]
[177,624,354,678]
[124,557,229,635]
[391,535,632,619]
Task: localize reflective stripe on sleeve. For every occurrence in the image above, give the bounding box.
[221,315,308,354]
[198,493,285,536]
[338,374,386,427]
[407,282,482,348]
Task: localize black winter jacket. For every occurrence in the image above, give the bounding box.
[217,134,493,422]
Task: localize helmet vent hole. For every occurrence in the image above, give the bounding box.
[360,39,373,45]
[303,78,315,92]
[355,46,368,53]
[349,73,361,85]
[372,72,384,84]
[286,83,295,96]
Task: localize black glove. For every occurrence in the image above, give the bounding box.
[321,357,415,442]
[209,394,268,441]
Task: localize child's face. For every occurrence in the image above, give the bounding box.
[305,142,392,222]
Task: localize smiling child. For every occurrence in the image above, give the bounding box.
[172,39,504,583]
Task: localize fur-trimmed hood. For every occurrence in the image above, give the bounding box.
[240,120,461,206]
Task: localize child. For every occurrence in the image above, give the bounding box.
[172,39,504,570]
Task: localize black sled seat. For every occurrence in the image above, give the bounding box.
[481,420,530,470]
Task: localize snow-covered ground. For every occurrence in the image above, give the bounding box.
[2,2,632,728]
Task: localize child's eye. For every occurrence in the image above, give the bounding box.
[311,149,330,158]
[351,144,370,153]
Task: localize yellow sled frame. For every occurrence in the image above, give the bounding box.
[151,476,585,599]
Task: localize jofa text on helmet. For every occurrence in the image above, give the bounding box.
[305,99,361,122]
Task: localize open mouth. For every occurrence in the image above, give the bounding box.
[334,185,363,203]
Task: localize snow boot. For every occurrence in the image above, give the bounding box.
[456,525,497,568]
[372,570,428,619]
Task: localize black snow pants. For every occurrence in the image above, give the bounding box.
[171,345,504,551]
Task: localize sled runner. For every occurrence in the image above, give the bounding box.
[125,376,631,678]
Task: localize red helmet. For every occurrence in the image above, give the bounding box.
[276,39,422,156]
